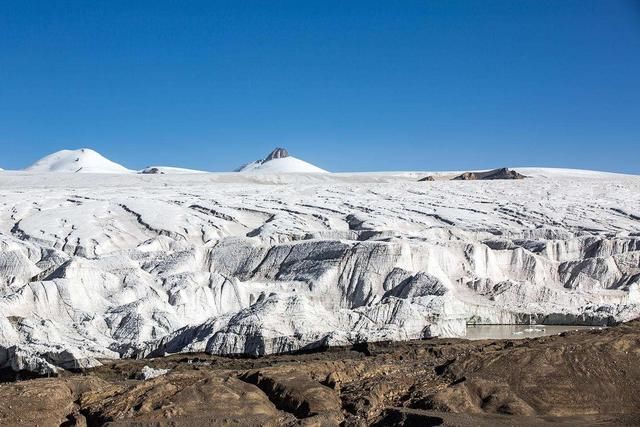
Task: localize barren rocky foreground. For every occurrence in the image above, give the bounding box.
[1,320,639,426]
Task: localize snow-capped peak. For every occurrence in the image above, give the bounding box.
[236,147,327,173]
[25,148,131,173]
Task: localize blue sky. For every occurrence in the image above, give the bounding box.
[1,0,639,173]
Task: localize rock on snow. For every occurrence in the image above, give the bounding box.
[0,169,639,374]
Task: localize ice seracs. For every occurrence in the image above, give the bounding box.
[236,147,327,173]
[25,148,131,173]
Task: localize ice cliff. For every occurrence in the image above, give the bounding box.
[0,170,638,374]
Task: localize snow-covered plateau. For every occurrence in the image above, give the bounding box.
[0,168,639,375]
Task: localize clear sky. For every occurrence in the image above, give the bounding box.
[1,0,639,173]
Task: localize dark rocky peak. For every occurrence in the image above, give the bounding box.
[264,148,289,162]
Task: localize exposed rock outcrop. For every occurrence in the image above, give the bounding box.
[264,147,290,161]
[453,168,527,180]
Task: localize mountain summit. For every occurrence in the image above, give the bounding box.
[25,148,131,173]
[264,147,289,161]
[236,148,327,173]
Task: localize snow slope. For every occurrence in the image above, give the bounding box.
[0,169,639,374]
[238,156,327,173]
[25,148,131,173]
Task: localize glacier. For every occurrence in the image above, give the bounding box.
[0,169,639,374]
